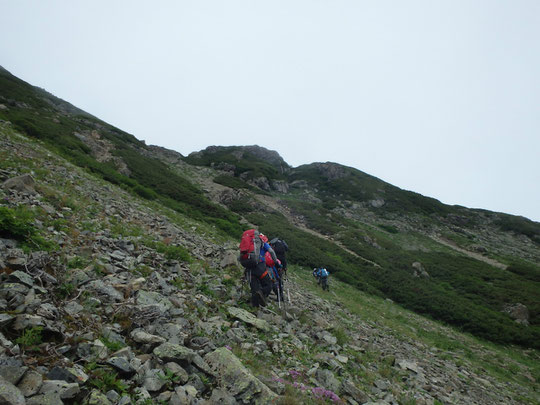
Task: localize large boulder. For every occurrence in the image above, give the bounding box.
[220,251,238,268]
[2,174,36,194]
[153,342,197,366]
[503,303,530,326]
[227,307,270,332]
[205,347,277,404]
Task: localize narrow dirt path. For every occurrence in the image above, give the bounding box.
[429,235,508,270]
[255,194,381,268]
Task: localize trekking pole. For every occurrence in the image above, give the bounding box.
[277,284,281,310]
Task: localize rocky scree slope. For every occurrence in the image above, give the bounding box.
[1,122,539,404]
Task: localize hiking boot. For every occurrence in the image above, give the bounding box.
[256,290,267,307]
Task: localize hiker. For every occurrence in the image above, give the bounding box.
[270,237,289,278]
[313,267,330,291]
[239,230,280,307]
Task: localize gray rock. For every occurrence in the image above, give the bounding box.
[106,357,136,377]
[101,327,126,346]
[412,262,430,278]
[316,369,340,393]
[37,303,59,319]
[130,329,166,345]
[0,283,29,299]
[153,323,186,345]
[205,347,277,404]
[227,307,271,331]
[170,385,198,405]
[13,314,46,330]
[17,370,43,397]
[7,271,34,287]
[153,342,197,366]
[84,389,112,405]
[40,380,80,399]
[341,379,370,404]
[136,290,173,312]
[0,375,25,405]
[118,395,131,405]
[27,392,63,405]
[64,301,84,316]
[2,174,36,194]
[315,330,337,345]
[66,364,89,384]
[373,379,389,391]
[0,360,27,385]
[47,367,79,383]
[142,369,166,392]
[0,314,14,328]
[76,339,109,362]
[503,303,530,325]
[105,390,120,403]
[220,251,238,268]
[164,362,189,385]
[86,280,124,302]
[397,360,419,374]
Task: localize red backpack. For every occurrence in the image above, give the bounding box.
[238,229,262,268]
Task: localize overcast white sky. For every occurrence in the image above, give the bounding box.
[1,1,539,221]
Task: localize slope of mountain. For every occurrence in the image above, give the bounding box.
[179,144,540,349]
[1,118,539,405]
[0,66,539,403]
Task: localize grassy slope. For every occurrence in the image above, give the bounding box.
[289,265,540,404]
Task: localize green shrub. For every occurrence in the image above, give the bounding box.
[15,326,43,349]
[56,283,75,299]
[0,206,35,240]
[0,206,56,251]
[144,240,193,263]
[378,224,399,234]
[99,335,125,352]
[213,174,254,190]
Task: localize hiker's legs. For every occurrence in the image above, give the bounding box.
[260,273,273,298]
[250,262,268,307]
[250,275,262,306]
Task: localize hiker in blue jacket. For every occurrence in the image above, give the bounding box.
[313,267,330,291]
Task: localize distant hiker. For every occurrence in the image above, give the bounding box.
[270,237,289,278]
[239,230,280,307]
[313,267,330,291]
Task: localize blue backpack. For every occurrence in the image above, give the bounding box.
[319,268,329,277]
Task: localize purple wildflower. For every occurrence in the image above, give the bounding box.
[312,387,341,403]
[225,345,232,350]
[289,369,301,380]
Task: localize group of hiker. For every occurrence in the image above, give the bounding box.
[238,229,289,307]
[238,229,329,307]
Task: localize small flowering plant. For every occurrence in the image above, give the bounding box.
[273,369,342,403]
